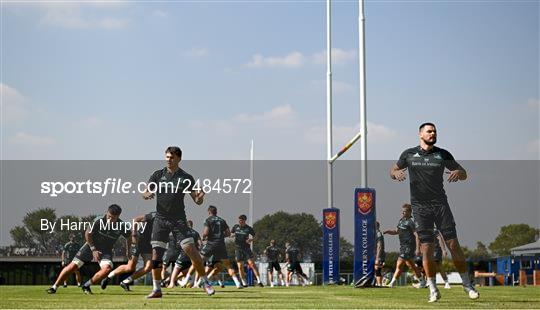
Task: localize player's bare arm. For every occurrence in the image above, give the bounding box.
[390,164,407,181]
[383,229,398,235]
[142,190,155,200]
[85,229,101,262]
[202,226,210,241]
[414,231,421,255]
[445,169,467,182]
[131,214,145,244]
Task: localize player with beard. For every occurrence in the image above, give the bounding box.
[390,122,479,302]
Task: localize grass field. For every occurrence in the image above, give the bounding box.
[1,285,539,309]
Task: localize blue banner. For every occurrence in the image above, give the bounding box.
[353,188,376,285]
[322,208,340,284]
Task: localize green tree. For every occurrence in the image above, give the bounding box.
[470,241,491,259]
[9,226,34,248]
[489,224,539,256]
[252,211,322,262]
[339,237,354,270]
[10,208,58,253]
[53,215,84,248]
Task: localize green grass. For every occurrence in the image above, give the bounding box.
[0,285,539,309]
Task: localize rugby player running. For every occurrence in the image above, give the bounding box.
[142,146,213,298]
[47,204,130,294]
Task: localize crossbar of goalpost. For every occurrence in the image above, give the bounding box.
[329,131,362,164]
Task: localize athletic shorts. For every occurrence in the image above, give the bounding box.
[63,256,75,265]
[411,198,456,237]
[235,247,254,261]
[399,245,415,260]
[72,243,113,269]
[175,252,192,271]
[267,261,281,272]
[131,238,152,258]
[205,255,220,268]
[151,215,191,249]
[200,241,228,261]
[163,248,180,264]
[287,261,303,274]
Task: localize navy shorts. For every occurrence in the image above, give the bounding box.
[235,247,254,261]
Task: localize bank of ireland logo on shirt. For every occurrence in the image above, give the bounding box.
[324,211,337,230]
[357,192,373,215]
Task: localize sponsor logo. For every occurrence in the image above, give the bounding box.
[413,153,421,157]
[357,192,373,215]
[324,211,337,230]
[434,154,442,160]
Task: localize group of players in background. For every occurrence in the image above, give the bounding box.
[375,205,451,289]
[48,122,480,303]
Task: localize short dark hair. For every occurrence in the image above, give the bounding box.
[419,122,436,132]
[108,204,122,216]
[401,203,412,212]
[208,205,217,215]
[239,214,247,221]
[165,146,182,158]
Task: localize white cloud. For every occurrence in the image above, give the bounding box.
[185,47,209,57]
[246,48,355,69]
[311,80,354,94]
[188,104,296,141]
[1,84,28,124]
[246,52,305,68]
[312,48,356,65]
[11,132,55,146]
[234,104,295,123]
[38,3,129,29]
[305,122,397,145]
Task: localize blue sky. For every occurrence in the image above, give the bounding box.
[1,0,538,160]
